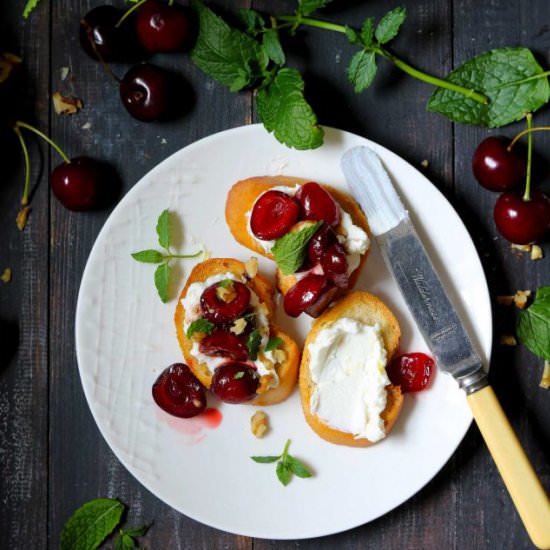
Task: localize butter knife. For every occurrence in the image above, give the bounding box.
[342,145,550,550]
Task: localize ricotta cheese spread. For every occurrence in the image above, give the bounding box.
[308,318,390,442]
[181,272,278,386]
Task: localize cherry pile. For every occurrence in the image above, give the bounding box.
[250,182,349,318]
[80,0,194,122]
[472,123,550,244]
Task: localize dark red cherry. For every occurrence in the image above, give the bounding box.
[493,190,550,244]
[321,243,349,288]
[200,281,251,324]
[296,181,341,227]
[152,363,207,417]
[79,6,141,62]
[283,274,330,317]
[50,156,103,211]
[307,222,338,264]
[210,362,259,404]
[120,63,175,122]
[136,0,194,53]
[304,285,339,318]
[250,190,300,240]
[472,136,526,191]
[387,353,435,393]
[199,331,248,361]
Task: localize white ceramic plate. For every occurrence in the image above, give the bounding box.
[76,125,492,540]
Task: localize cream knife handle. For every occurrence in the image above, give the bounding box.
[468,385,550,549]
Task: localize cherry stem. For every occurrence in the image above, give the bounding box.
[508,125,550,150]
[165,251,203,260]
[15,121,71,164]
[281,438,291,459]
[523,113,533,202]
[81,19,122,84]
[13,126,31,206]
[116,0,148,28]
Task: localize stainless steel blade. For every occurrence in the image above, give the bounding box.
[342,146,488,393]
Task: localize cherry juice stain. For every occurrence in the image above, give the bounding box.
[157,407,223,444]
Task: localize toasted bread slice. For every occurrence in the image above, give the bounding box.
[174,258,300,406]
[225,176,371,298]
[299,291,403,446]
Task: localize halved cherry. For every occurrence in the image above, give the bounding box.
[250,190,300,240]
[152,363,206,418]
[200,281,250,324]
[296,181,341,227]
[321,243,349,288]
[283,274,330,317]
[211,362,259,403]
[307,222,338,264]
[199,330,248,361]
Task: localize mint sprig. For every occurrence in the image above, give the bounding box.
[114,523,151,550]
[251,439,313,486]
[517,286,550,361]
[131,209,202,303]
[247,329,262,360]
[265,336,283,352]
[186,318,215,338]
[272,221,321,275]
[22,0,41,18]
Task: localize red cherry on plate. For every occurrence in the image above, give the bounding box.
[387,353,435,393]
[295,181,341,227]
[472,136,526,191]
[50,156,103,211]
[199,330,248,361]
[136,0,194,53]
[250,190,300,240]
[283,274,330,317]
[307,222,338,264]
[200,281,251,324]
[210,362,259,404]
[493,190,550,244]
[304,285,339,318]
[152,363,207,417]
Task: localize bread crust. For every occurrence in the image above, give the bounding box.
[174,258,300,406]
[225,176,371,297]
[299,291,403,446]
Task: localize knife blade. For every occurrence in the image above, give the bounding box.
[341,145,550,550]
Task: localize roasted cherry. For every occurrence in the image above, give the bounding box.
[136,0,194,53]
[493,190,550,244]
[296,181,341,227]
[250,190,300,240]
[283,274,330,317]
[200,281,251,324]
[472,136,526,192]
[307,222,338,264]
[50,156,103,211]
[152,363,207,417]
[321,243,349,288]
[387,353,435,393]
[210,362,259,404]
[199,330,248,361]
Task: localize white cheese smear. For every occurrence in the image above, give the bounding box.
[308,318,390,442]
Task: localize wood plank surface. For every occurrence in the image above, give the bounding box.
[0,1,549,549]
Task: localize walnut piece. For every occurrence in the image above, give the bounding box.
[52,91,83,115]
[540,361,550,390]
[230,317,247,335]
[250,411,268,438]
[500,334,517,346]
[513,290,531,310]
[273,349,287,364]
[216,283,236,303]
[511,243,532,252]
[1,268,12,283]
[245,256,258,279]
[0,52,22,83]
[531,245,544,260]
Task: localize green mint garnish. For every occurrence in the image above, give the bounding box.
[22,0,41,18]
[114,523,151,550]
[247,329,262,361]
[251,439,313,486]
[297,0,334,17]
[517,286,550,361]
[272,221,322,275]
[234,371,245,380]
[374,6,406,44]
[187,318,215,338]
[131,210,202,303]
[218,278,234,288]
[265,336,283,352]
[59,498,125,550]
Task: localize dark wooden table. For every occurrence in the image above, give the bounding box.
[1,1,550,548]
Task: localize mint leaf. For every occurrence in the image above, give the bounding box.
[262,29,285,66]
[428,47,550,128]
[344,26,361,45]
[218,278,234,288]
[517,287,550,361]
[251,455,281,463]
[256,68,323,150]
[186,318,215,338]
[286,456,313,478]
[191,0,268,92]
[234,371,245,379]
[154,263,171,303]
[348,50,377,93]
[276,461,292,486]
[131,250,165,264]
[297,0,333,17]
[156,209,171,250]
[265,336,283,352]
[123,524,151,538]
[272,221,322,275]
[239,8,265,35]
[59,498,124,550]
[375,6,406,44]
[23,0,41,18]
[247,329,262,360]
[360,17,375,47]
